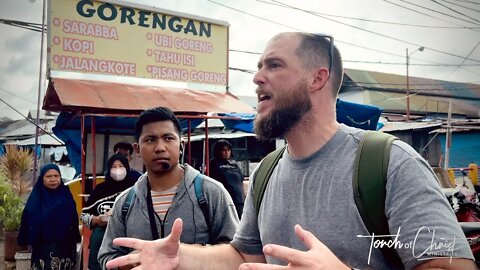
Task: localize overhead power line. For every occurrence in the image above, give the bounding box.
[0,97,63,144]
[0,18,45,32]
[383,0,480,30]
[0,87,37,104]
[229,67,256,74]
[431,0,480,23]
[207,0,405,59]
[439,0,480,14]
[396,0,480,25]
[452,0,480,5]
[344,81,480,88]
[229,49,480,66]
[267,0,480,63]
[444,39,480,78]
[256,0,480,29]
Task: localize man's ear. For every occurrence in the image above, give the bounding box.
[133,143,140,155]
[311,67,329,92]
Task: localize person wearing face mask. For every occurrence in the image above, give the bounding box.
[81,154,135,270]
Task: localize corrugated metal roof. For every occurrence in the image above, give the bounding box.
[342,68,480,117]
[189,131,255,142]
[4,133,64,146]
[43,77,255,115]
[379,121,443,132]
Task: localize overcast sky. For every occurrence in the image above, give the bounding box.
[1,0,479,120]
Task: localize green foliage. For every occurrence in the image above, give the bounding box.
[0,176,25,231]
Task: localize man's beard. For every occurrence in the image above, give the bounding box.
[254,80,312,140]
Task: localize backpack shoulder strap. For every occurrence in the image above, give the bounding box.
[353,131,401,264]
[253,146,287,216]
[194,173,211,241]
[122,186,136,218]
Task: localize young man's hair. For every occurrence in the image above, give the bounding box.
[134,107,182,141]
[113,142,134,156]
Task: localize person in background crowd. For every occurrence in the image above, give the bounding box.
[209,139,245,218]
[81,154,135,270]
[114,141,143,181]
[18,163,81,270]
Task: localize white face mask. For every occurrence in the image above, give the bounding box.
[110,167,127,181]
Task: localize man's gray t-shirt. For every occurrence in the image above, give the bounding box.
[231,124,473,269]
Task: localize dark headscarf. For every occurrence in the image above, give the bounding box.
[104,154,131,184]
[83,154,135,214]
[18,164,80,246]
[212,139,233,160]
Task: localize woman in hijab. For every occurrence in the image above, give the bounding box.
[209,139,245,218]
[81,153,136,270]
[18,163,81,270]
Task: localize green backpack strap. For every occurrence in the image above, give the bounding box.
[353,131,401,265]
[253,146,287,215]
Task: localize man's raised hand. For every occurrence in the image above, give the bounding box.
[106,218,184,270]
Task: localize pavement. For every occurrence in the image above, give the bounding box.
[1,231,5,270]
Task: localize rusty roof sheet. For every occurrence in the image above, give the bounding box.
[43,77,255,115]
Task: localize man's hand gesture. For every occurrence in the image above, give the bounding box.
[106,218,184,270]
[239,224,350,270]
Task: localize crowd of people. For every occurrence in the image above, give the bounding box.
[16,31,475,270]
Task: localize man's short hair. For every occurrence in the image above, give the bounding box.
[135,107,182,141]
[296,33,344,97]
[113,142,134,156]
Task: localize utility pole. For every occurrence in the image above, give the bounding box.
[405,47,424,121]
[444,100,452,169]
[33,0,47,184]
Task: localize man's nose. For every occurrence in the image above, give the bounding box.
[253,68,265,86]
[154,140,167,152]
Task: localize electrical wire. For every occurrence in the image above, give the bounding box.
[228,66,480,89]
[395,0,480,25]
[229,50,480,66]
[0,87,37,104]
[452,0,480,5]
[342,84,480,100]
[430,0,480,23]
[228,67,256,74]
[268,0,480,63]
[383,0,480,30]
[344,81,480,87]
[0,18,45,32]
[256,0,480,29]
[443,39,480,78]
[0,97,63,144]
[439,0,480,14]
[206,0,406,58]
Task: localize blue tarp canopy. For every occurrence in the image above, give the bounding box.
[53,99,383,175]
[335,99,383,130]
[219,99,383,132]
[53,112,203,176]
